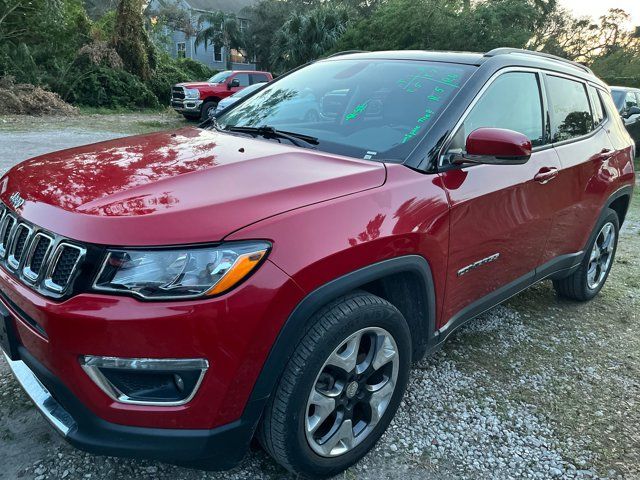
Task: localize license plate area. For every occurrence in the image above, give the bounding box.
[0,303,19,360]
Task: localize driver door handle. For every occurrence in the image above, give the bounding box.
[534,167,558,184]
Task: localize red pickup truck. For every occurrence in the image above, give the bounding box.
[171,70,273,121]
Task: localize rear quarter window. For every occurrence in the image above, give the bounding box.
[546,75,593,142]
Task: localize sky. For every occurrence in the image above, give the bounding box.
[561,0,640,25]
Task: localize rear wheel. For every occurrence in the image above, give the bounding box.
[258,292,411,478]
[553,208,619,301]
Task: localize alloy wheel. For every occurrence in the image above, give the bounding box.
[305,327,399,457]
[587,221,616,289]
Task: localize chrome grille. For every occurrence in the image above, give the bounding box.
[171,86,185,100]
[44,243,86,293]
[23,233,53,282]
[7,223,32,269]
[0,214,17,258]
[0,204,87,296]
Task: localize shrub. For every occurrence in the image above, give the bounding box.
[176,57,216,80]
[67,66,159,109]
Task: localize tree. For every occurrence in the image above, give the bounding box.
[194,10,242,70]
[113,0,156,80]
[270,5,351,73]
[242,0,291,71]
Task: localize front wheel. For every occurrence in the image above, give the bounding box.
[200,101,218,121]
[553,208,619,301]
[258,292,411,478]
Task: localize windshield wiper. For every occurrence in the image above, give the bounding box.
[225,126,319,149]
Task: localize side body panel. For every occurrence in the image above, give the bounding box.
[438,147,561,325]
[225,163,451,331]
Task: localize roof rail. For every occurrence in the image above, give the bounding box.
[484,48,593,75]
[326,50,369,58]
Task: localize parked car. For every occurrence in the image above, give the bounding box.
[171,70,273,121]
[214,81,267,114]
[0,49,635,479]
[611,86,640,148]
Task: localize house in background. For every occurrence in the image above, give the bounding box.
[147,0,259,71]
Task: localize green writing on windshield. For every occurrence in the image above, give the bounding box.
[398,68,461,93]
[401,108,435,143]
[345,101,369,121]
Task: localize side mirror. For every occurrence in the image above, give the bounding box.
[453,128,532,166]
[228,79,240,89]
[626,106,640,117]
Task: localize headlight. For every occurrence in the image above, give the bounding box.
[93,242,269,300]
[184,88,200,100]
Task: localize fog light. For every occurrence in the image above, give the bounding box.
[80,356,208,406]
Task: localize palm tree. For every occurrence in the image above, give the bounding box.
[271,6,351,73]
[194,10,242,70]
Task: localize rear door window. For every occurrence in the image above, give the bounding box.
[446,71,544,155]
[546,75,592,142]
[250,73,269,84]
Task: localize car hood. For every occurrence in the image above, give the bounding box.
[2,128,386,246]
[177,82,217,89]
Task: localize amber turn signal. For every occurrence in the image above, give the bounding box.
[206,249,268,295]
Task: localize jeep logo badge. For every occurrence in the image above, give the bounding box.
[9,192,24,209]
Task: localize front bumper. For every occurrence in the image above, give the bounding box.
[0,256,304,429]
[171,99,203,114]
[4,347,257,467]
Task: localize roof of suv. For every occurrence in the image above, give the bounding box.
[325,49,604,87]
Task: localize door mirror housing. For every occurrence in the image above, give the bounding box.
[453,128,532,166]
[228,78,240,89]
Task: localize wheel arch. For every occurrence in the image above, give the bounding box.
[608,189,632,226]
[246,255,436,409]
[201,96,221,106]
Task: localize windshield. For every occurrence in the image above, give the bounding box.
[208,71,233,84]
[216,59,474,161]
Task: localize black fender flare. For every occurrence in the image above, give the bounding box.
[241,255,436,427]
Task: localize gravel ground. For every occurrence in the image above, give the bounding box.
[0,113,638,480]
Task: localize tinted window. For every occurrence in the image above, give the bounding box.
[233,73,250,87]
[447,72,543,154]
[587,86,605,126]
[250,73,269,84]
[547,75,592,142]
[217,60,474,161]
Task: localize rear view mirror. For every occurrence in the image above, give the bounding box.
[453,128,532,166]
[228,79,240,89]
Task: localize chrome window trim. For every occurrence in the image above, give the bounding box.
[438,66,544,166]
[80,356,209,407]
[438,66,607,167]
[7,223,33,270]
[22,232,54,283]
[43,243,87,293]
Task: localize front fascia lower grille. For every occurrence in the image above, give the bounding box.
[0,203,102,300]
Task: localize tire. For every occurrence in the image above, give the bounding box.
[553,208,619,301]
[258,291,412,479]
[200,101,218,121]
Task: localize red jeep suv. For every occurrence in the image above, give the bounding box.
[171,70,273,121]
[0,49,635,478]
